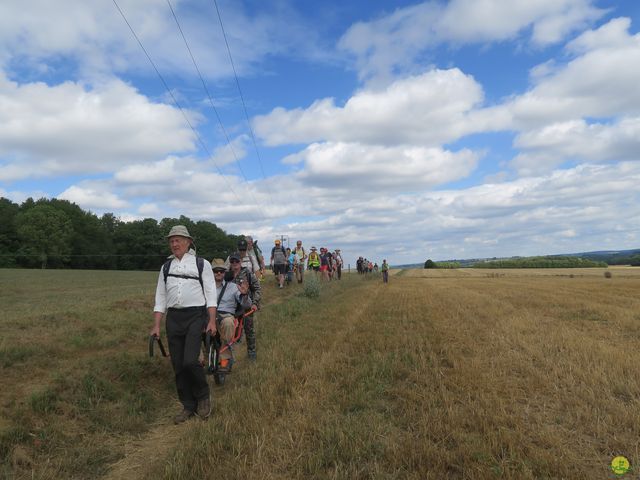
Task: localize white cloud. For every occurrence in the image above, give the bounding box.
[293,142,479,190]
[110,156,275,226]
[114,156,200,185]
[138,203,161,216]
[210,135,249,167]
[438,0,605,46]
[339,0,605,84]
[0,75,196,180]
[566,16,631,53]
[254,69,484,147]
[502,18,640,129]
[0,0,330,81]
[512,117,640,174]
[59,185,129,210]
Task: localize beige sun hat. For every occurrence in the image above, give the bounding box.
[211,258,226,271]
[166,225,193,239]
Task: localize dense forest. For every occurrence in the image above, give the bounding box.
[0,197,241,270]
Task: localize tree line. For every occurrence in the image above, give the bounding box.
[424,260,461,269]
[472,256,608,268]
[0,197,240,270]
[423,256,621,269]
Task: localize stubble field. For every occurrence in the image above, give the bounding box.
[1,266,640,479]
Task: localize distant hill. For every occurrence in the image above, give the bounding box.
[402,248,640,269]
[551,248,640,266]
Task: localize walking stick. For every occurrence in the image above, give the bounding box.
[148,334,168,357]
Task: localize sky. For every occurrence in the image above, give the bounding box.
[1,0,639,265]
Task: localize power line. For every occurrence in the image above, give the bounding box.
[165,0,266,221]
[111,0,260,223]
[212,0,275,207]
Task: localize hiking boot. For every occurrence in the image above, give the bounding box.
[174,409,194,424]
[196,398,211,419]
[248,351,257,361]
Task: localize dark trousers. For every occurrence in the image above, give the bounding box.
[166,307,209,411]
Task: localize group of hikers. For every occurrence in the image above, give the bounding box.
[357,256,390,283]
[151,225,355,424]
[356,257,377,274]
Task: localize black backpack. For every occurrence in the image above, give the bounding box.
[163,256,205,292]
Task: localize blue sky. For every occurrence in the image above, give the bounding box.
[1,0,639,265]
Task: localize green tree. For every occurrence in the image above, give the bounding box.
[0,197,20,267]
[43,198,113,269]
[113,218,164,270]
[16,205,73,268]
[424,259,436,269]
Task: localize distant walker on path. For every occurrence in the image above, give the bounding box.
[381,259,389,284]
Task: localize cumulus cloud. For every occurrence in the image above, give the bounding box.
[291,142,479,191]
[0,0,324,81]
[512,117,640,174]
[339,0,605,84]
[269,162,639,263]
[0,75,196,180]
[254,69,484,147]
[59,184,129,210]
[210,135,249,167]
[484,17,640,174]
[114,156,201,185]
[501,17,640,129]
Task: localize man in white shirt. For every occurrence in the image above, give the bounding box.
[151,225,217,424]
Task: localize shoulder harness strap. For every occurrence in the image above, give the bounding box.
[163,257,205,292]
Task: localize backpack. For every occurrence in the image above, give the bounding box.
[253,241,264,262]
[272,246,286,265]
[163,256,205,292]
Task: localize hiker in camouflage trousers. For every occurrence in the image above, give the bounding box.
[227,252,261,360]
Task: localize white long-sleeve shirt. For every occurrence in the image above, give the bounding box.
[153,253,217,313]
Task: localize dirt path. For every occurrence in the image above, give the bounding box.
[103,281,318,479]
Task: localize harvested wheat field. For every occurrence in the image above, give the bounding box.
[2,268,640,479]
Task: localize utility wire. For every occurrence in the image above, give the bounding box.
[111,0,260,224]
[165,0,265,221]
[212,0,275,207]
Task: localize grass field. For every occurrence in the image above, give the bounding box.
[2,267,640,479]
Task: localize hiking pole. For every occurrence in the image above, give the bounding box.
[148,334,168,357]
